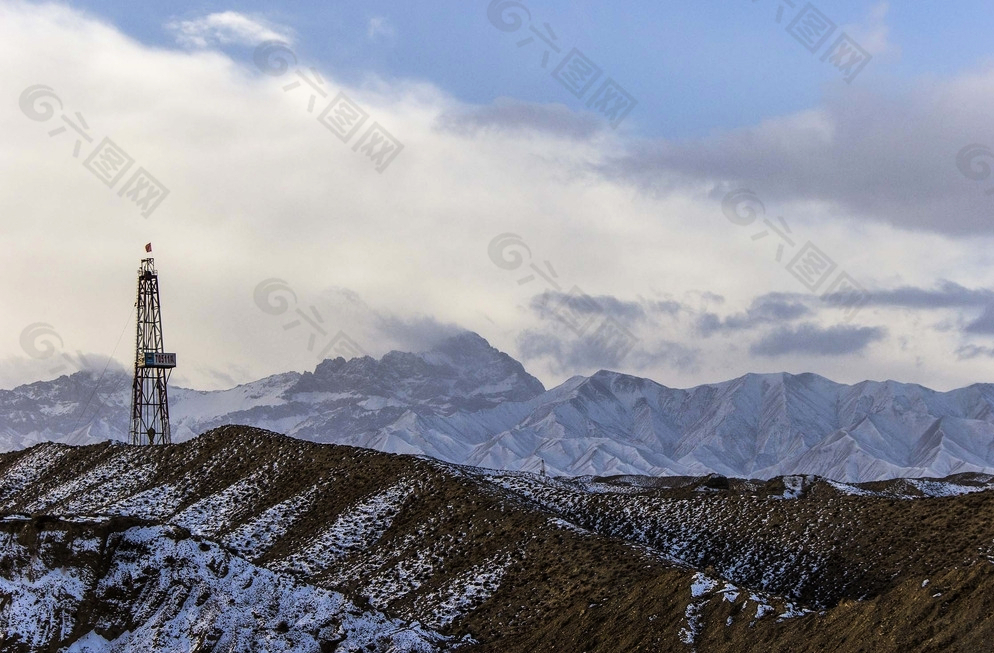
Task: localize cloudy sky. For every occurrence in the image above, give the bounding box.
[3,0,994,393]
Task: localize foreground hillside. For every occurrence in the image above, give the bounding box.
[5,333,994,481]
[1,426,994,651]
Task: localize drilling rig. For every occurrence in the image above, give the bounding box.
[130,249,176,445]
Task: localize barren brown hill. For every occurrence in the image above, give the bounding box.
[0,425,993,652]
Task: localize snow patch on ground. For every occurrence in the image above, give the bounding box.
[690,572,719,597]
[825,480,880,496]
[363,544,440,610]
[170,470,267,537]
[0,522,452,652]
[24,450,155,514]
[905,479,990,497]
[104,484,187,520]
[62,630,111,653]
[275,479,415,576]
[0,529,94,649]
[779,475,813,499]
[222,487,318,560]
[679,572,813,645]
[0,445,69,509]
[417,550,514,629]
[546,516,593,535]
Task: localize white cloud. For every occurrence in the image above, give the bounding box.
[847,2,899,58]
[165,11,292,49]
[0,3,993,394]
[367,16,395,42]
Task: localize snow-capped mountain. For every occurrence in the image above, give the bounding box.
[458,370,994,482]
[3,332,994,482]
[0,331,544,449]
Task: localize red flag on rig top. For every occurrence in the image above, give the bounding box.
[145,243,152,253]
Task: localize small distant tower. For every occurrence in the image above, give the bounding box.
[130,245,177,445]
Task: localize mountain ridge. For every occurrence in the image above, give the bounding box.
[3,332,994,482]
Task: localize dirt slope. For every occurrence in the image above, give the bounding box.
[0,425,992,652]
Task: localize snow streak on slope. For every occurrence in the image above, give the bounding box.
[104,484,188,520]
[222,486,319,560]
[22,448,154,514]
[170,469,268,537]
[275,479,416,576]
[0,445,69,507]
[362,542,442,610]
[415,550,515,629]
[904,478,992,497]
[468,468,842,606]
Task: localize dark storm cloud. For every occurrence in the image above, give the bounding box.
[964,305,994,334]
[517,329,698,375]
[697,293,811,335]
[690,283,994,350]
[436,97,604,140]
[529,291,683,324]
[955,344,994,360]
[518,291,699,374]
[845,281,994,334]
[702,282,993,318]
[596,75,994,235]
[750,323,887,357]
[313,287,467,355]
[372,315,466,353]
[855,281,994,309]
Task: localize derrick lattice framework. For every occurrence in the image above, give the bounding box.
[130,257,176,445]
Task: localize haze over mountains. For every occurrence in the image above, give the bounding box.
[3,331,994,482]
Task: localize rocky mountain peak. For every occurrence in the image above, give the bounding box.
[286,331,544,414]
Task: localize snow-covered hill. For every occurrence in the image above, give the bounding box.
[3,427,994,652]
[0,518,449,652]
[3,332,994,482]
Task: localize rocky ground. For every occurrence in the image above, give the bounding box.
[0,425,992,652]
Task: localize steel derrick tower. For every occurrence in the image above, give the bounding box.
[130,252,177,445]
